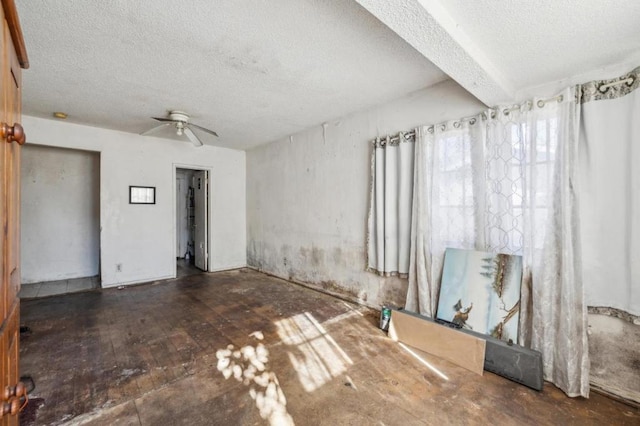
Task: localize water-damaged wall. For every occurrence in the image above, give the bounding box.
[588,314,640,404]
[246,80,484,309]
[246,78,639,404]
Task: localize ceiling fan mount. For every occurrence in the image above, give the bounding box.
[141,110,218,147]
[168,111,190,122]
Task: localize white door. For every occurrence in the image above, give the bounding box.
[193,170,208,271]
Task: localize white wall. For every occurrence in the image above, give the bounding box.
[23,116,246,287]
[21,145,100,283]
[246,80,485,308]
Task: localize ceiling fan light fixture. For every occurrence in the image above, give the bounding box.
[142,110,218,147]
[175,120,185,136]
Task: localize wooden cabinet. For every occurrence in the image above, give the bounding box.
[0,0,27,424]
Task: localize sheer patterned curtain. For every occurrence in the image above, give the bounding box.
[406,87,589,397]
[485,89,589,397]
[367,134,415,276]
[579,66,640,321]
[405,120,485,316]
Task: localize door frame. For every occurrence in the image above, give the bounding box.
[21,145,102,287]
[172,163,212,277]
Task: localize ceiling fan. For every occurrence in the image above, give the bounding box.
[141,111,218,147]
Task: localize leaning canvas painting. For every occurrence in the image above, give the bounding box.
[436,248,523,342]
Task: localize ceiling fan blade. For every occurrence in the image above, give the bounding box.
[151,117,184,123]
[189,123,219,137]
[141,122,171,136]
[183,127,204,147]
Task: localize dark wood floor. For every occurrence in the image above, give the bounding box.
[19,269,639,425]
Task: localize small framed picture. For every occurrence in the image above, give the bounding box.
[129,186,156,204]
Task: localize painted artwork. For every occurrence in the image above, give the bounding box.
[436,248,523,342]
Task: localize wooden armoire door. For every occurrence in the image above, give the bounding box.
[0,0,27,424]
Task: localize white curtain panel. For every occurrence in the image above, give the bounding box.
[405,88,589,397]
[367,134,415,276]
[405,120,485,316]
[488,90,588,398]
[579,67,640,319]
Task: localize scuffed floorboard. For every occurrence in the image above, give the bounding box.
[19,269,640,425]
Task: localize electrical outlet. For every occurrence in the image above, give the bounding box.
[116,263,122,272]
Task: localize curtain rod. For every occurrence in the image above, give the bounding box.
[598,77,634,92]
[374,93,564,145]
[376,71,636,146]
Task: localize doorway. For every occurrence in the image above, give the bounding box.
[20,145,101,298]
[176,167,209,276]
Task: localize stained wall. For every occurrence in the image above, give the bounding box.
[246,80,484,308]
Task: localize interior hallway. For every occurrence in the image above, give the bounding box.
[176,258,202,278]
[19,269,639,425]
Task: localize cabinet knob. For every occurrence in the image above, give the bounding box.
[3,382,26,401]
[0,399,19,417]
[1,381,28,417]
[1,122,26,145]
[9,398,20,416]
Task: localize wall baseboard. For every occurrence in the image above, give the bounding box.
[102,275,175,288]
[209,264,247,273]
[590,382,640,408]
[246,265,375,309]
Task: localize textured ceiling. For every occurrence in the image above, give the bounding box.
[440,0,640,90]
[17,0,447,149]
[355,0,640,105]
[17,1,640,149]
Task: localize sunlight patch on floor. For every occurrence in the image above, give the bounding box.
[216,332,294,425]
[275,312,353,392]
[322,309,362,327]
[341,301,364,316]
[399,342,449,381]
